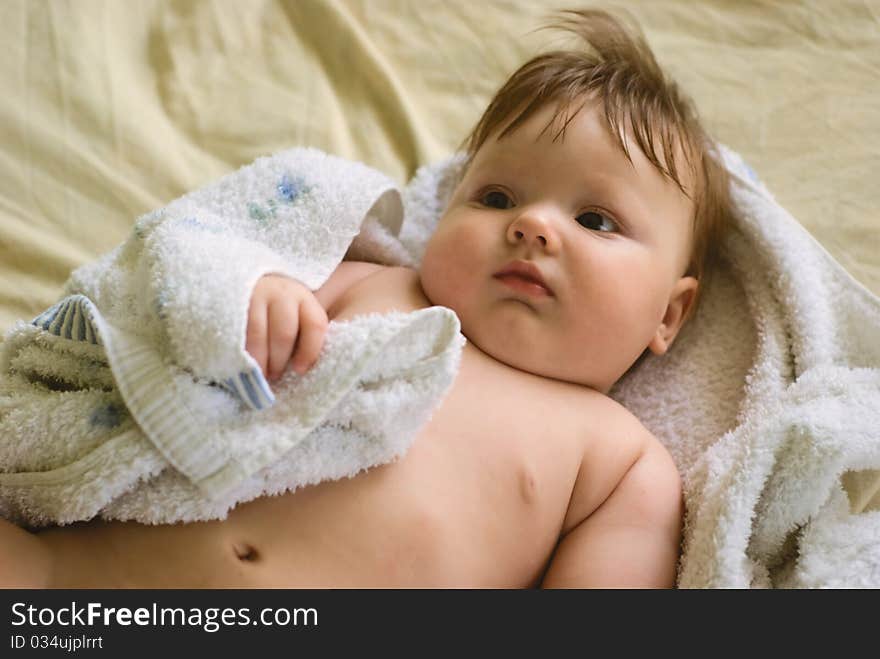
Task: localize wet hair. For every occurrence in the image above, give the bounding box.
[462,9,732,315]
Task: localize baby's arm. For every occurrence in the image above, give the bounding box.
[246,261,382,380]
[541,438,683,588]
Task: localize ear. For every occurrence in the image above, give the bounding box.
[647,276,699,356]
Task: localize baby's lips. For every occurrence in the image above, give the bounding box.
[493,259,555,296]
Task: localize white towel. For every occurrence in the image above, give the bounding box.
[0,148,463,525]
[402,148,880,588]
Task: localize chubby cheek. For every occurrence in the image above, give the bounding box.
[602,247,668,313]
[566,256,669,368]
[419,221,483,310]
[607,272,665,330]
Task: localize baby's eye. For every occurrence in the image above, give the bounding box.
[479,190,514,210]
[576,210,619,233]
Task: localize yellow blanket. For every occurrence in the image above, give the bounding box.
[2,0,877,331]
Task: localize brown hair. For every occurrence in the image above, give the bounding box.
[462,9,732,313]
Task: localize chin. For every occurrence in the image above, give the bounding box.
[472,330,612,391]
[466,324,548,376]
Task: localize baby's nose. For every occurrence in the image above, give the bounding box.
[506,213,557,250]
[512,226,547,246]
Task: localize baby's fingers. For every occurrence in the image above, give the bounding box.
[266,299,300,381]
[245,298,269,377]
[290,294,328,374]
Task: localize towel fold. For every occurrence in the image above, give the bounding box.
[1,307,462,525]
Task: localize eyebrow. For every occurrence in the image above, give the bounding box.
[585,170,647,206]
[468,146,522,176]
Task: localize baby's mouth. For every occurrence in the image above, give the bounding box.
[493,261,554,297]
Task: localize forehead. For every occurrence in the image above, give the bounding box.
[473,102,679,197]
[472,97,696,200]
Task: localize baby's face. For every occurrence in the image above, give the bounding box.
[420,100,698,392]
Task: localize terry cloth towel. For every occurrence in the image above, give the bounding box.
[401,149,880,589]
[0,148,463,526]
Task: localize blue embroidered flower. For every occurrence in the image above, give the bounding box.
[177,216,223,233]
[89,403,123,429]
[248,202,269,222]
[277,174,307,203]
[179,217,202,229]
[248,174,310,225]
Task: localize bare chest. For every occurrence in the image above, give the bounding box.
[328,267,591,539]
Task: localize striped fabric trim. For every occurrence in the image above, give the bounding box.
[103,329,228,483]
[220,367,275,411]
[46,297,231,489]
[32,295,102,345]
[31,295,273,411]
[26,294,280,492]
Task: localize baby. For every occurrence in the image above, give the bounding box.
[1,10,730,588]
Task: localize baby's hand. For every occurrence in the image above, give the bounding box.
[246,274,329,381]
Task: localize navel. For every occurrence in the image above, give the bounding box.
[232,541,260,563]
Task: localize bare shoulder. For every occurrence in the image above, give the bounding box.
[560,391,681,535]
[542,395,684,587]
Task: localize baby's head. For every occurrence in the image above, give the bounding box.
[420,9,732,393]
